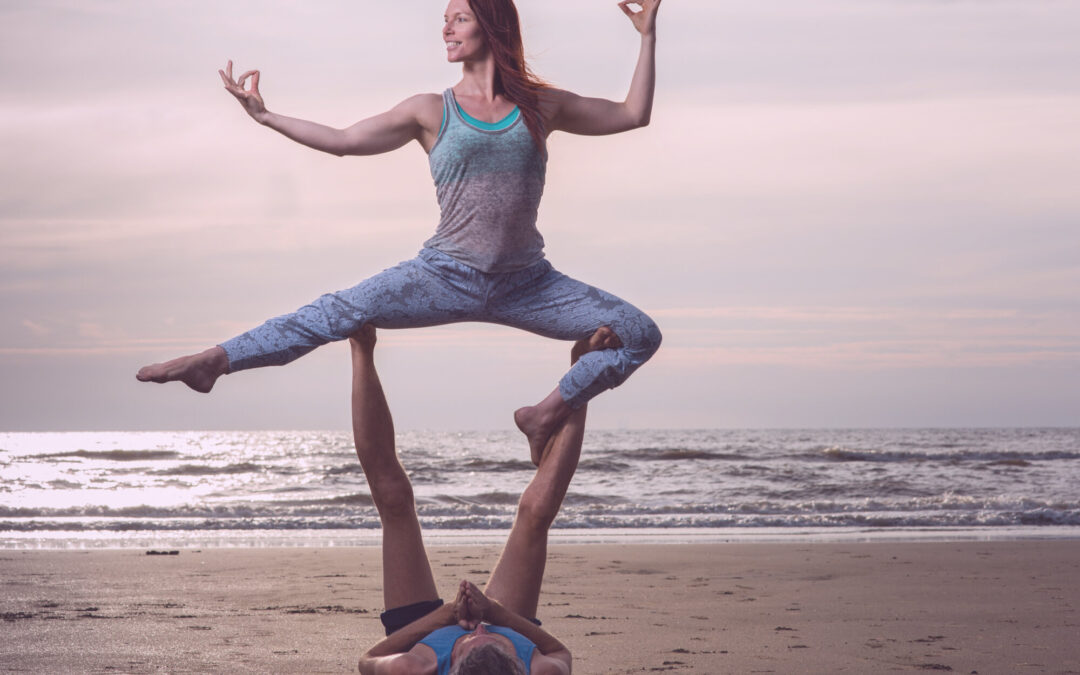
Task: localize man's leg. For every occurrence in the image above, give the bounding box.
[349,326,439,611]
[482,328,620,619]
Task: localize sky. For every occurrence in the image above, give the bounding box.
[1,0,1078,431]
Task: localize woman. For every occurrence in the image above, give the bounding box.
[137,0,663,462]
[350,325,618,674]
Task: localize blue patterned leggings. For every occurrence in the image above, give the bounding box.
[219,248,662,408]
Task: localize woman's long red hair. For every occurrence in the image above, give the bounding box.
[467,0,548,150]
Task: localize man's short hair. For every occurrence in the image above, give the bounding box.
[449,643,527,675]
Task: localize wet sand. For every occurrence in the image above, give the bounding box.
[2,541,1079,673]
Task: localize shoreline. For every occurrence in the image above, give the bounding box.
[3,541,1079,672]
[6,524,1080,550]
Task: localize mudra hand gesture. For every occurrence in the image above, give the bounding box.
[218,60,267,121]
[452,579,491,630]
[618,0,662,36]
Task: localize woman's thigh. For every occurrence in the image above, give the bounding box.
[222,252,485,370]
[487,266,650,342]
[346,253,481,330]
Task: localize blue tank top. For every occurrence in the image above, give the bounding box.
[418,624,536,674]
[424,88,547,273]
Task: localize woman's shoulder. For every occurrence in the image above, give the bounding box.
[536,87,574,109]
[389,93,445,145]
[395,92,445,117]
[536,87,579,127]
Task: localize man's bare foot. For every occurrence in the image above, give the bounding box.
[135,346,229,393]
[348,324,377,356]
[516,326,623,466]
[514,393,568,468]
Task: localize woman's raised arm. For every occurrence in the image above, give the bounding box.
[545,0,661,137]
[218,60,439,156]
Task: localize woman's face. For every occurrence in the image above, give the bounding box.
[443,0,487,63]
[450,624,517,664]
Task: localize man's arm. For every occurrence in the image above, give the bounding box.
[532,650,572,675]
[357,603,457,674]
[486,598,568,657]
[461,581,568,658]
[357,650,433,675]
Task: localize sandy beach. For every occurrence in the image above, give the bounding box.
[2,541,1079,673]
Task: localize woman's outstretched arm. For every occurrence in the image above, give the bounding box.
[544,0,662,136]
[218,60,440,156]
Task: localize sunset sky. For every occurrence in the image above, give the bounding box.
[2,0,1078,431]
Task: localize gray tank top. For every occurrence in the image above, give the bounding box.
[423,88,547,273]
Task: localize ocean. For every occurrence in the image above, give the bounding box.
[2,428,1079,549]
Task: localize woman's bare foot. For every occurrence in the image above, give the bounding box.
[515,327,623,465]
[135,346,230,393]
[570,326,622,365]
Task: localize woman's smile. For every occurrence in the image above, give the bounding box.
[443,0,485,61]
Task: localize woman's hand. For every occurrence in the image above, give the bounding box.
[618,0,662,37]
[218,60,268,123]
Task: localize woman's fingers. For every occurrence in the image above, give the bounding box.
[237,70,258,89]
[618,0,660,34]
[618,0,660,20]
[219,62,262,93]
[218,60,266,119]
[219,60,237,88]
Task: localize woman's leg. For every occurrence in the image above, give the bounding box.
[134,346,229,393]
[349,326,439,611]
[136,250,480,392]
[481,329,618,619]
[491,264,662,462]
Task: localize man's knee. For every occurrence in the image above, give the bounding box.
[516,487,561,534]
[367,471,416,521]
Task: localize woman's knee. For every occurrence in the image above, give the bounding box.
[619,311,662,365]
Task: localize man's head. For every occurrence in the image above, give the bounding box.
[449,624,527,675]
[450,642,527,675]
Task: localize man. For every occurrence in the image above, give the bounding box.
[350,325,618,674]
